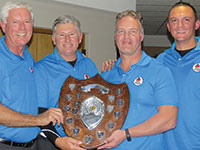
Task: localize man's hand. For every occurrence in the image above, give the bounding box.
[98,129,126,149]
[55,137,86,150]
[101,59,116,72]
[37,108,63,126]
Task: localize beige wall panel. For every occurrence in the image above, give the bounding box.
[36,33,54,62]
[0,29,3,37]
[28,33,38,61]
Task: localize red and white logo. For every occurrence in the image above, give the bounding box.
[29,67,33,73]
[84,74,90,79]
[193,63,200,72]
[134,76,143,86]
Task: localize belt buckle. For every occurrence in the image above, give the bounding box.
[23,142,28,147]
[23,139,35,148]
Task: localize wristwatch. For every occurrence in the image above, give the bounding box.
[125,128,131,142]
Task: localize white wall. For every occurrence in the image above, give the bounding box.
[52,0,135,13]
[0,0,136,71]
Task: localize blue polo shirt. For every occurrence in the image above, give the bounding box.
[35,48,98,136]
[0,36,39,142]
[157,37,200,150]
[101,51,178,150]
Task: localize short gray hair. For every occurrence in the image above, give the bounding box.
[115,10,144,35]
[52,15,81,37]
[0,0,33,24]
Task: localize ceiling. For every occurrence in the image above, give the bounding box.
[49,0,200,36]
[137,0,200,35]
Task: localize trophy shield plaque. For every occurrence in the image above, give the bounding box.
[59,74,130,149]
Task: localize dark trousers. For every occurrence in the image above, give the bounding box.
[0,135,58,150]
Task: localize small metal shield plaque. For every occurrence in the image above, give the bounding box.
[59,74,130,149]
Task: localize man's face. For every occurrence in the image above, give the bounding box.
[0,8,33,49]
[52,23,82,60]
[167,5,200,43]
[115,16,144,56]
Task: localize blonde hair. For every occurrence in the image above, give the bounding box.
[115,10,144,34]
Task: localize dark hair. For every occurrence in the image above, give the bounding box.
[168,2,198,21]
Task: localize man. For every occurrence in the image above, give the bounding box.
[0,1,63,149]
[35,15,98,149]
[157,2,200,149]
[98,10,178,150]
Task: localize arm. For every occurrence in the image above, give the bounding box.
[98,66,178,149]
[129,66,178,136]
[129,105,177,136]
[98,105,177,149]
[0,103,63,127]
[39,107,85,150]
[39,107,60,147]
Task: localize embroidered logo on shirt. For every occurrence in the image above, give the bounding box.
[29,67,33,73]
[193,63,200,72]
[84,74,90,79]
[134,76,143,86]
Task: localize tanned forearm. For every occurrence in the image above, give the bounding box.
[129,105,178,137]
[0,103,40,127]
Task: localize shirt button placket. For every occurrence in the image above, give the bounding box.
[122,74,126,82]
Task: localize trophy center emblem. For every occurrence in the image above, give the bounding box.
[80,96,105,130]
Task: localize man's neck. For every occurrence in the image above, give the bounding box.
[175,48,194,57]
[60,54,77,62]
[57,50,77,62]
[175,38,197,51]
[120,51,142,72]
[68,59,77,67]
[6,42,25,57]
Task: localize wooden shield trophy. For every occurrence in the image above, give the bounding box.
[59,74,130,149]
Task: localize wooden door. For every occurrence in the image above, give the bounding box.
[28,28,54,62]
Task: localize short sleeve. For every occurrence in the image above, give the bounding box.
[154,67,178,106]
[35,65,49,108]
